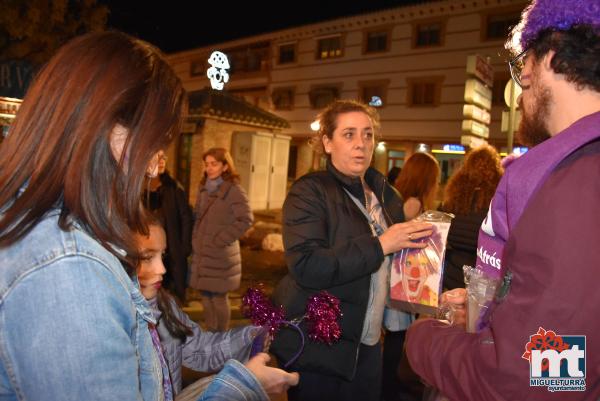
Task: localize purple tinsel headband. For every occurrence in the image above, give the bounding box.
[509,0,600,52]
[242,286,342,368]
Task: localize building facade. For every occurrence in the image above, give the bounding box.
[166,0,527,183]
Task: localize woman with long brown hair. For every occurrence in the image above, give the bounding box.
[394,152,441,220]
[441,144,503,289]
[0,32,295,400]
[190,147,253,332]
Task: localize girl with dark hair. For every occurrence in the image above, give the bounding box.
[190,147,253,332]
[135,221,260,399]
[0,31,296,400]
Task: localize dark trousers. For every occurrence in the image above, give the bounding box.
[381,329,425,401]
[287,342,382,401]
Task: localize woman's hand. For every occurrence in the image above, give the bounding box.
[378,221,433,255]
[245,353,300,395]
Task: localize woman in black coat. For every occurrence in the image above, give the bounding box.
[271,100,432,401]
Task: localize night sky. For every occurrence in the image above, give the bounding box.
[100,0,432,53]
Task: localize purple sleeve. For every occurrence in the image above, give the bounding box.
[406,320,500,401]
[406,147,600,401]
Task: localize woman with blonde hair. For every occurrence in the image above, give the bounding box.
[190,147,253,331]
[270,100,432,401]
[442,144,503,289]
[394,152,441,220]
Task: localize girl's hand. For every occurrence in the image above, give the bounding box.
[245,353,300,395]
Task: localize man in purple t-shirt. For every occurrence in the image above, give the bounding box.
[406,1,600,400]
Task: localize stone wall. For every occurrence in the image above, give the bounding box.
[187,118,276,205]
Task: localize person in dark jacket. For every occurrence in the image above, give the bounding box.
[441,144,503,290]
[144,149,193,303]
[386,166,401,187]
[270,100,433,401]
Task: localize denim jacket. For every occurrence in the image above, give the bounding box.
[1,207,269,401]
[0,210,162,400]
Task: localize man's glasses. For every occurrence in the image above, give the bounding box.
[508,49,528,88]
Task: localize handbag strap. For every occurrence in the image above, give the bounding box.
[195,195,218,223]
[343,188,384,236]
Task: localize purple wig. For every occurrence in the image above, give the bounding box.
[508,0,600,52]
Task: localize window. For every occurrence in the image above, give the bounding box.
[229,86,268,107]
[225,42,270,75]
[407,77,443,107]
[271,87,295,110]
[364,30,389,53]
[387,150,406,172]
[278,43,296,64]
[317,36,342,60]
[414,22,443,47]
[309,86,340,109]
[359,80,389,107]
[485,12,520,40]
[492,74,510,106]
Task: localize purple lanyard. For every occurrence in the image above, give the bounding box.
[148,324,174,401]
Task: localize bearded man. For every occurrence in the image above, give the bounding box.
[405,1,600,400]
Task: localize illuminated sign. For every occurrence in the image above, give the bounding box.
[369,96,382,107]
[466,55,494,87]
[443,144,465,152]
[462,119,490,138]
[460,135,487,148]
[464,79,492,111]
[463,104,491,125]
[513,146,528,155]
[206,51,230,90]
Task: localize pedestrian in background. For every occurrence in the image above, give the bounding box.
[144,149,193,303]
[383,150,441,401]
[394,152,441,219]
[190,148,253,331]
[386,166,401,187]
[441,144,503,290]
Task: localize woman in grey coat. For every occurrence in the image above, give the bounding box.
[190,148,254,331]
